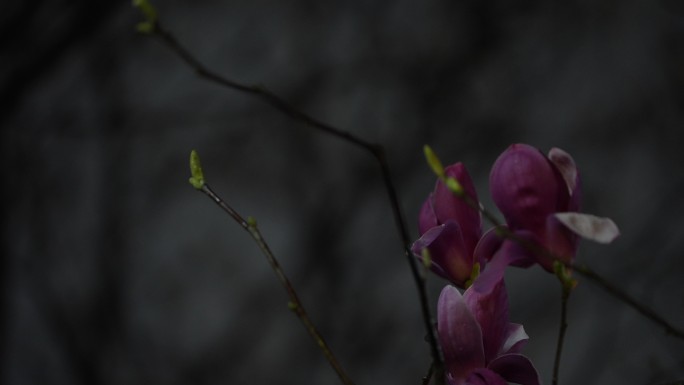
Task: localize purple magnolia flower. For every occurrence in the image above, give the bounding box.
[438,271,540,385]
[411,163,489,287]
[489,144,619,271]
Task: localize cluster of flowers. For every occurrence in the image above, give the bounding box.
[412,144,619,385]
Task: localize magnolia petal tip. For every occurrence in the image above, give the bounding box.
[555,212,620,244]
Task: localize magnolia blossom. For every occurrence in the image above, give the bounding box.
[411,163,490,287]
[438,271,540,385]
[489,144,620,271]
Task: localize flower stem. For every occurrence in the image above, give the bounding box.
[552,282,571,385]
[139,13,444,379]
[199,183,355,385]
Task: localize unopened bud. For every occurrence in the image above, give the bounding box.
[423,145,445,178]
[188,150,205,189]
[445,177,464,197]
[421,248,432,269]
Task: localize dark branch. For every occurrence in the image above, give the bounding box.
[142,17,443,381]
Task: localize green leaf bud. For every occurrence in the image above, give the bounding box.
[188,149,205,189]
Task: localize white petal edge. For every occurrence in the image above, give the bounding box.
[500,323,528,355]
[548,147,577,194]
[555,212,620,244]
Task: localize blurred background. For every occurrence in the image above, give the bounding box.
[2,0,684,384]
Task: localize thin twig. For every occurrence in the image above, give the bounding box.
[152,24,370,149]
[528,247,683,340]
[552,284,571,385]
[144,19,444,378]
[199,183,355,385]
[572,264,684,339]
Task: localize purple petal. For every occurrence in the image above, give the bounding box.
[438,286,485,383]
[418,194,438,236]
[465,240,529,303]
[411,221,473,286]
[434,163,482,255]
[490,144,568,235]
[473,226,504,268]
[488,353,541,385]
[464,273,508,364]
[490,230,540,270]
[542,214,578,269]
[411,225,454,281]
[464,368,509,385]
[555,212,620,244]
[500,323,528,355]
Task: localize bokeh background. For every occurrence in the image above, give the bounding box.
[3,1,684,384]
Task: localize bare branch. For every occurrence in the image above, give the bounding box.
[552,280,571,385]
[199,182,356,385]
[138,12,444,378]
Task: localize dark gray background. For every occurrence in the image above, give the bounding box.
[2,1,684,384]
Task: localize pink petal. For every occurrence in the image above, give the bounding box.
[500,323,528,355]
[418,193,438,235]
[554,212,620,244]
[411,221,473,286]
[464,273,509,364]
[488,354,541,385]
[433,163,482,255]
[490,144,568,236]
[438,286,485,383]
